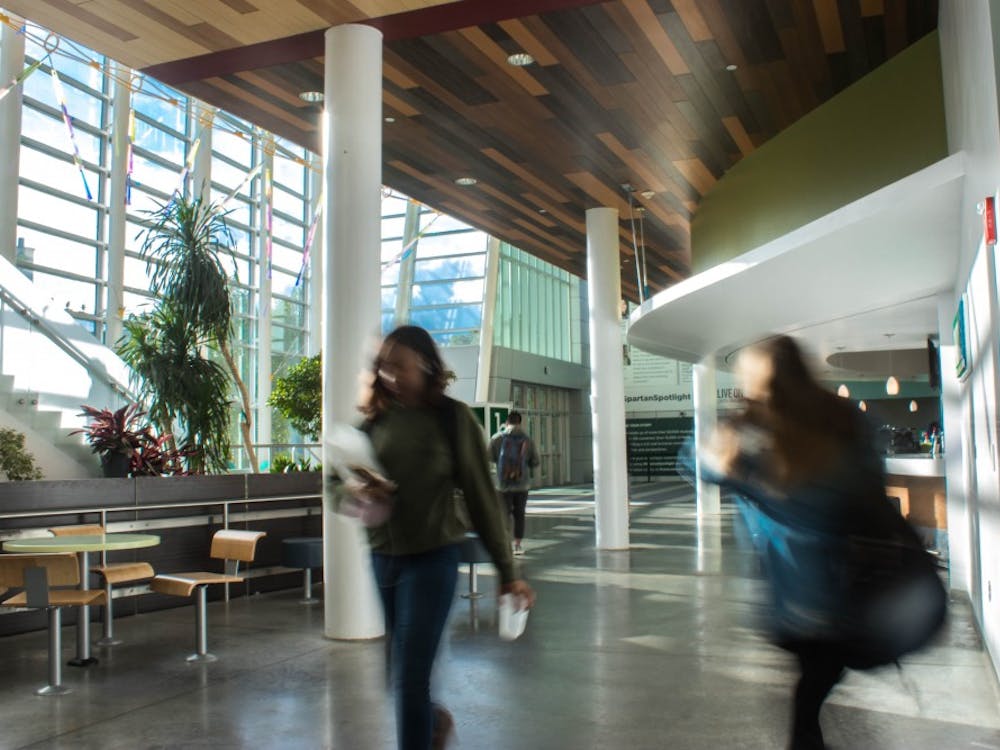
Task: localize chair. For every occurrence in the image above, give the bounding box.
[458,533,492,600]
[150,529,266,663]
[281,537,323,604]
[49,524,155,647]
[0,552,105,695]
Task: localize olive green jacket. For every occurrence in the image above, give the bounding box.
[332,398,517,584]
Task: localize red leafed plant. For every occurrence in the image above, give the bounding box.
[72,404,189,477]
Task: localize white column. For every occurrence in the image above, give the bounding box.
[586,207,629,550]
[322,23,384,640]
[0,19,25,264]
[308,163,323,356]
[106,62,131,348]
[693,361,721,515]
[475,235,501,403]
[256,141,274,461]
[393,198,420,325]
[191,106,214,202]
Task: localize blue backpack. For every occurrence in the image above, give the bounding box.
[499,432,528,483]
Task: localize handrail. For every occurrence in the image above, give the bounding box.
[0,282,139,404]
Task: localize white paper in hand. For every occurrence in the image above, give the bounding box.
[326,423,388,483]
[498,594,529,641]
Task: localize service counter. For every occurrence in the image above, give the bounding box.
[884,455,947,552]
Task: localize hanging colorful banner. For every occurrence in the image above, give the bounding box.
[125,107,135,205]
[220,163,263,207]
[294,201,323,287]
[0,56,44,104]
[176,136,201,196]
[50,69,93,201]
[381,210,442,268]
[264,167,273,279]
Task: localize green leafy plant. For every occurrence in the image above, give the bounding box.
[268,354,321,441]
[269,454,318,473]
[0,428,42,480]
[118,195,256,473]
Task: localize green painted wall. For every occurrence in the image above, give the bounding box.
[691,33,948,273]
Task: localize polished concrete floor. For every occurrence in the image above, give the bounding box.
[2,481,1000,749]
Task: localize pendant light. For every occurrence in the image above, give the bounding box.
[859,400,867,412]
[837,384,850,398]
[909,400,919,412]
[885,334,899,395]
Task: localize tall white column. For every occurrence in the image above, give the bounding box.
[256,142,274,461]
[586,207,629,550]
[0,19,25,264]
[322,23,384,640]
[693,361,721,515]
[393,198,420,325]
[308,163,323,356]
[475,235,501,403]
[191,106,214,202]
[106,62,131,348]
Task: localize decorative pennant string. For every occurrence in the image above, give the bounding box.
[50,69,93,201]
[294,198,323,287]
[264,166,273,279]
[381,210,442,268]
[0,55,44,104]
[125,106,135,205]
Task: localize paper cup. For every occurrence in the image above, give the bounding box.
[498,593,529,641]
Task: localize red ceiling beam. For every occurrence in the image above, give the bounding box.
[142,0,605,85]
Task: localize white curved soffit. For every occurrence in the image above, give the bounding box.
[627,154,965,367]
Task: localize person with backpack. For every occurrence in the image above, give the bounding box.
[694,336,946,750]
[489,411,540,555]
[334,326,535,750]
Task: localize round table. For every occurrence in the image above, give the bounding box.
[3,533,160,665]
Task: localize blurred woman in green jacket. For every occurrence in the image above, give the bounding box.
[341,325,535,750]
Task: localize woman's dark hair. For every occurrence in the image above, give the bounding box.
[361,325,450,418]
[742,335,861,486]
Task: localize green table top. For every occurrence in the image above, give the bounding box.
[2,533,161,552]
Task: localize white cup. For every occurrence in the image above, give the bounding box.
[498,593,529,641]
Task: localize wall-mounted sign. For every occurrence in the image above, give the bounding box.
[984,196,997,246]
[954,295,969,381]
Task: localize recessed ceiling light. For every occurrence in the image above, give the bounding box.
[507,52,535,67]
[538,208,548,214]
[299,91,324,103]
[384,116,396,123]
[725,64,738,72]
[640,190,655,199]
[454,177,478,186]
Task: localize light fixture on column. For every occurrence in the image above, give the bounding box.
[909,400,918,412]
[859,400,867,412]
[837,384,850,398]
[885,334,899,395]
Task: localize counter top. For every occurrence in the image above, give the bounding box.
[885,455,945,478]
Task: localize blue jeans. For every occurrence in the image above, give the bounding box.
[372,544,459,750]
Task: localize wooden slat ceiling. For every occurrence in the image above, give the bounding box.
[9,0,939,300]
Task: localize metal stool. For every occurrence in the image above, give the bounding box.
[458,533,492,600]
[282,537,323,604]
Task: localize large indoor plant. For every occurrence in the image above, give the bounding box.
[0,428,43,480]
[268,353,321,441]
[117,195,257,473]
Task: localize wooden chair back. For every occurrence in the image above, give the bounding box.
[210,530,266,564]
[0,553,80,588]
[49,524,105,537]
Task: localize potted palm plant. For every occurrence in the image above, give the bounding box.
[117,195,257,473]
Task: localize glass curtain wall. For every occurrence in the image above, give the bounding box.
[494,242,581,363]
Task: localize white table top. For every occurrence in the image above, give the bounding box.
[2,533,161,553]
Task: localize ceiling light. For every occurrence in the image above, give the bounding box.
[538,208,548,214]
[640,190,656,199]
[384,116,396,123]
[299,91,324,103]
[837,384,850,398]
[909,400,919,413]
[885,333,898,395]
[725,64,738,72]
[507,52,535,67]
[454,177,477,186]
[859,400,867,412]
